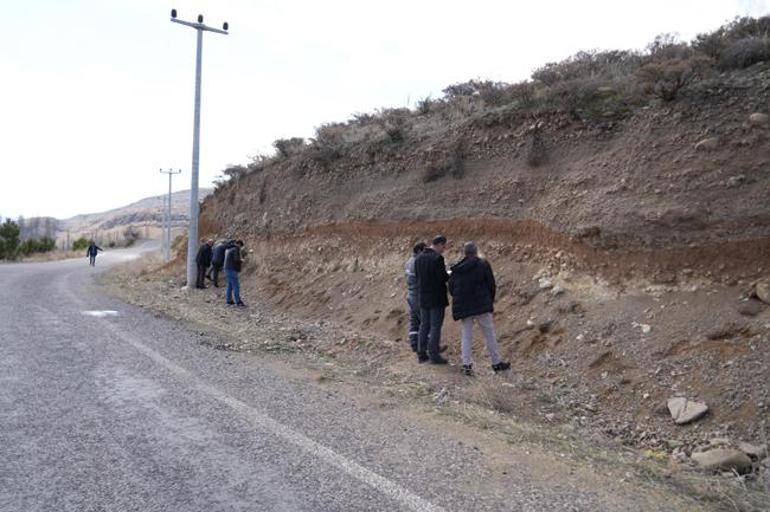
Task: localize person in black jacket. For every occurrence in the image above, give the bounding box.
[195,239,213,289]
[207,240,230,287]
[448,242,510,376]
[86,241,103,266]
[224,240,245,306]
[414,235,450,364]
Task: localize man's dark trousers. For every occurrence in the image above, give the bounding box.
[418,307,445,361]
[196,263,207,288]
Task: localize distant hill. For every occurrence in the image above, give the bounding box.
[60,188,213,232]
[21,188,212,246]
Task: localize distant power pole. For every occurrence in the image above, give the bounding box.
[159,168,182,261]
[170,8,228,287]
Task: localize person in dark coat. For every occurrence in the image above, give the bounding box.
[448,242,510,376]
[207,240,229,287]
[404,242,426,352]
[195,239,213,289]
[414,235,449,364]
[224,240,245,306]
[86,241,103,266]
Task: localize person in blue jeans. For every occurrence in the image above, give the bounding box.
[223,240,245,306]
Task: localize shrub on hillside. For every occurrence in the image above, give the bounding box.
[273,137,305,158]
[693,15,770,59]
[416,96,433,115]
[532,50,642,86]
[718,36,770,69]
[376,108,411,143]
[72,237,89,252]
[637,56,711,101]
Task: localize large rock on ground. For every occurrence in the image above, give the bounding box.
[695,137,719,151]
[691,449,753,474]
[755,280,770,305]
[667,397,709,425]
[738,442,768,459]
[748,112,769,127]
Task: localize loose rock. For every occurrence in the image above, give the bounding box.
[691,448,753,474]
[748,112,769,127]
[667,397,709,425]
[738,442,768,460]
[695,137,719,151]
[755,280,770,305]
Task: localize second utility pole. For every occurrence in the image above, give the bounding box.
[160,168,182,261]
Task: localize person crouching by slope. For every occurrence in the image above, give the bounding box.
[224,240,246,306]
[208,239,229,287]
[195,239,213,289]
[448,241,510,376]
[415,235,449,365]
[405,241,426,352]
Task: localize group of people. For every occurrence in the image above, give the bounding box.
[194,238,246,306]
[405,235,510,376]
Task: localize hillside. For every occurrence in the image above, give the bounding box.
[60,188,212,234]
[182,18,770,496]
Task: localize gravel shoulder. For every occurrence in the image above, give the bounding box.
[99,252,768,511]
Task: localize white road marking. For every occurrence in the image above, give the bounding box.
[81,310,120,317]
[64,282,444,512]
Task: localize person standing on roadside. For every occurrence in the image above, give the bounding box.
[405,241,426,352]
[448,242,511,376]
[224,239,246,306]
[86,241,103,266]
[414,235,450,364]
[208,239,229,287]
[195,239,213,289]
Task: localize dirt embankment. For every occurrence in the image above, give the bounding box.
[187,63,770,493]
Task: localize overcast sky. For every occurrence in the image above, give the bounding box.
[1,0,767,219]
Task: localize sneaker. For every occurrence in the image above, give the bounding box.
[226,301,234,306]
[417,353,430,364]
[236,301,246,307]
[462,364,474,376]
[492,361,511,373]
[429,356,449,365]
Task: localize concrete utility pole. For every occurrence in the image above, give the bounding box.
[159,168,182,261]
[170,9,228,287]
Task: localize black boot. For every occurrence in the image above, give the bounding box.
[492,361,511,373]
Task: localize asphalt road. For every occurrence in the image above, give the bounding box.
[0,245,685,512]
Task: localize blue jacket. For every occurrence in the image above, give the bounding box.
[211,242,229,267]
[86,244,103,257]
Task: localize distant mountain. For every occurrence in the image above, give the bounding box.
[59,188,213,232]
[21,189,212,246]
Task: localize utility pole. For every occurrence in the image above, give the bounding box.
[159,168,182,260]
[170,9,228,287]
